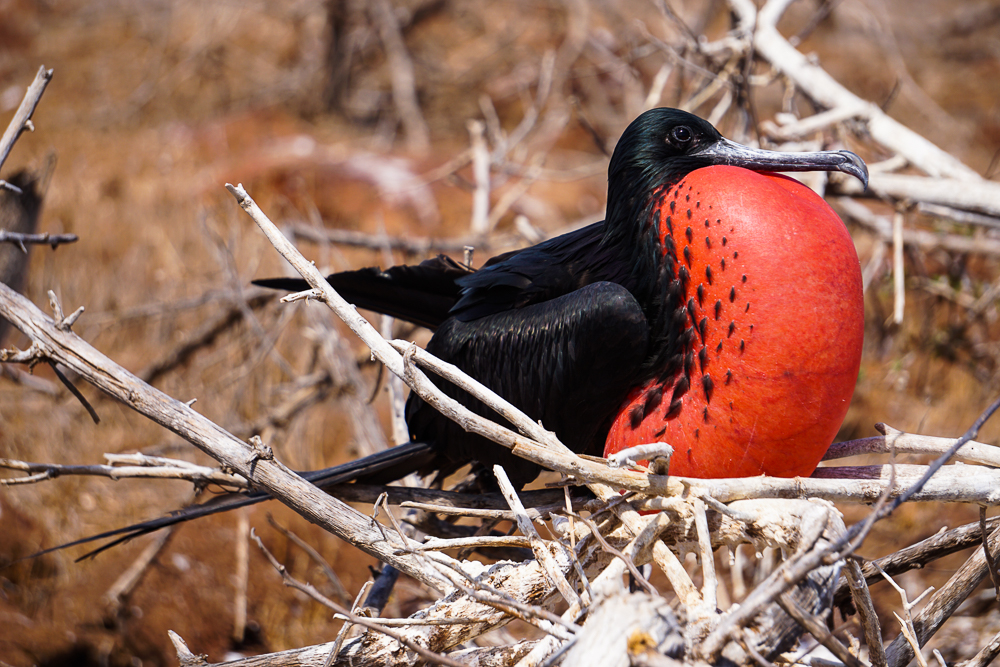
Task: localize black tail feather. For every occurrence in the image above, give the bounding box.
[22,442,436,562]
[254,254,472,330]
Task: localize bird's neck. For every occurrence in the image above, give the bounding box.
[602,166,683,292]
[602,177,690,384]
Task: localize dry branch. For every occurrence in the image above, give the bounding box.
[846,559,887,667]
[0,454,248,488]
[253,529,468,667]
[834,515,1000,606]
[138,290,272,384]
[0,230,77,250]
[369,0,430,153]
[564,591,682,667]
[0,280,450,591]
[287,222,520,255]
[885,524,1000,667]
[840,174,1000,218]
[729,0,980,181]
[0,65,53,176]
[824,425,1000,468]
[835,197,1000,258]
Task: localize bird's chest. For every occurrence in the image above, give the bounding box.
[605,166,864,479]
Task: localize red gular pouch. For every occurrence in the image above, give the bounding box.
[605,166,864,481]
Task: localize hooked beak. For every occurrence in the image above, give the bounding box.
[694,138,869,190]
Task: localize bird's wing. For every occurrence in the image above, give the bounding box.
[407,280,650,487]
[253,221,617,329]
[450,221,616,321]
[253,254,473,330]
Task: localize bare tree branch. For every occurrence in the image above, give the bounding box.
[0,66,53,176]
[0,230,77,250]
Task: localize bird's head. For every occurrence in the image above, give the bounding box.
[606,108,867,228]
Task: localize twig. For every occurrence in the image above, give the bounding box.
[761,104,870,141]
[840,173,1000,218]
[252,529,467,667]
[82,287,270,328]
[862,240,887,296]
[0,341,42,365]
[0,230,78,249]
[883,524,1000,667]
[330,580,372,665]
[287,221,518,256]
[139,291,272,384]
[487,160,543,230]
[233,509,249,643]
[103,526,176,613]
[837,196,1000,256]
[468,120,490,235]
[580,515,659,597]
[0,456,246,488]
[399,500,561,522]
[693,498,718,610]
[0,66,53,174]
[739,627,780,667]
[606,442,673,471]
[332,615,484,627]
[893,614,928,667]
[824,425,1000,468]
[47,290,83,332]
[845,558,887,667]
[411,535,532,551]
[833,515,1000,606]
[776,591,867,667]
[980,507,1000,601]
[919,202,1000,230]
[495,465,582,609]
[368,0,429,152]
[230,370,333,441]
[497,50,555,160]
[957,628,1000,667]
[266,514,351,605]
[305,305,392,458]
[168,630,205,667]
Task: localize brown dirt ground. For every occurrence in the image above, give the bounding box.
[1,0,1000,665]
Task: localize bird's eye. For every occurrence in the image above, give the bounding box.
[670,126,693,145]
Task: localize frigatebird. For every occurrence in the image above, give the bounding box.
[47,108,867,556]
[258,107,866,486]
